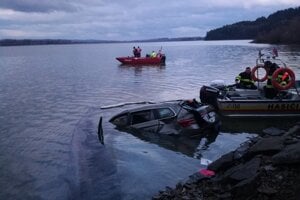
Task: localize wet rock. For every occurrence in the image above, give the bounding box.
[272,142,300,164]
[263,164,276,172]
[217,192,231,199]
[263,127,285,136]
[223,157,261,182]
[233,141,251,160]
[152,195,160,200]
[283,124,300,137]
[257,184,278,195]
[187,172,206,184]
[232,175,258,198]
[248,137,284,155]
[153,122,300,200]
[284,125,300,137]
[207,151,234,172]
[283,137,299,145]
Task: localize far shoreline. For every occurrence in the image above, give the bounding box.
[0,37,204,47]
[1,38,299,47]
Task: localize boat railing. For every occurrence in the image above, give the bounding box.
[256,56,287,68]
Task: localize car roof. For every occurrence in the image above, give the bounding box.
[109,100,182,121]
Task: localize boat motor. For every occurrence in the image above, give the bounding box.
[210,80,226,90]
[199,85,220,109]
[160,54,166,64]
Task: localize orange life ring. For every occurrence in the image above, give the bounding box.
[251,65,268,82]
[272,68,296,90]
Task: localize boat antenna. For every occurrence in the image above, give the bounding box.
[272,48,278,58]
[159,46,162,52]
[258,50,263,59]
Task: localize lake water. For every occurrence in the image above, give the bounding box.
[0,40,300,200]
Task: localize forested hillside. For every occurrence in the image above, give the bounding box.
[205,7,300,44]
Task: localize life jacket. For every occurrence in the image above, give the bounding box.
[235,72,255,88]
[151,52,157,57]
[266,63,287,88]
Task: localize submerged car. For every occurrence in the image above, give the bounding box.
[109,99,220,136]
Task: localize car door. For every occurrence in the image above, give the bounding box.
[129,109,160,133]
[154,107,178,134]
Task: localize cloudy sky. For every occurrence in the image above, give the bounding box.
[0,0,299,40]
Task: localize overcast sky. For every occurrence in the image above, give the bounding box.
[0,0,299,40]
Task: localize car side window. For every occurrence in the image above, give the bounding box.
[111,114,128,126]
[131,110,152,125]
[156,108,175,119]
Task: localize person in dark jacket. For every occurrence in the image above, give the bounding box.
[264,61,288,99]
[235,67,257,89]
[133,46,138,57]
[137,46,142,57]
[264,61,278,98]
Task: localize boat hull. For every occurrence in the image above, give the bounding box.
[217,99,300,117]
[200,83,300,118]
[116,56,165,65]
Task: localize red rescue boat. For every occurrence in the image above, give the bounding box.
[116,54,166,65]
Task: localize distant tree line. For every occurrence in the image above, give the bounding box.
[0,37,204,46]
[130,37,203,42]
[205,7,300,44]
[0,39,118,46]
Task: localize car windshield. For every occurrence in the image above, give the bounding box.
[155,108,175,119]
[111,114,128,126]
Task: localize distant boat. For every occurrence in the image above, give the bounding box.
[116,54,166,65]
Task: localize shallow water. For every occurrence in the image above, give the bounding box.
[0,41,299,199]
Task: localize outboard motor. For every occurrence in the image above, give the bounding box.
[210,80,226,90]
[160,54,166,64]
[199,85,220,109]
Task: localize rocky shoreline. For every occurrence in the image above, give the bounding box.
[153,122,300,200]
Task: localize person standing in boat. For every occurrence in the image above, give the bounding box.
[133,47,138,57]
[235,67,257,89]
[137,46,142,57]
[263,61,288,99]
[157,49,162,57]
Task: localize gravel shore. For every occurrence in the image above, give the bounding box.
[153,122,300,200]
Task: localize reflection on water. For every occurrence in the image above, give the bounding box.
[118,64,166,77]
[118,63,166,68]
[220,117,299,134]
[112,124,257,162]
[115,127,220,158]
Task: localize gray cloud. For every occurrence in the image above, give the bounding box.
[0,0,298,40]
[0,0,78,13]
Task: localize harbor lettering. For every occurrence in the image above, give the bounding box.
[225,103,240,110]
[268,103,300,110]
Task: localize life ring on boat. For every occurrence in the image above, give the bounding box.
[271,67,296,90]
[251,65,268,82]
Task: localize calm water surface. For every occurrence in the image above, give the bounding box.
[0,41,300,199]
